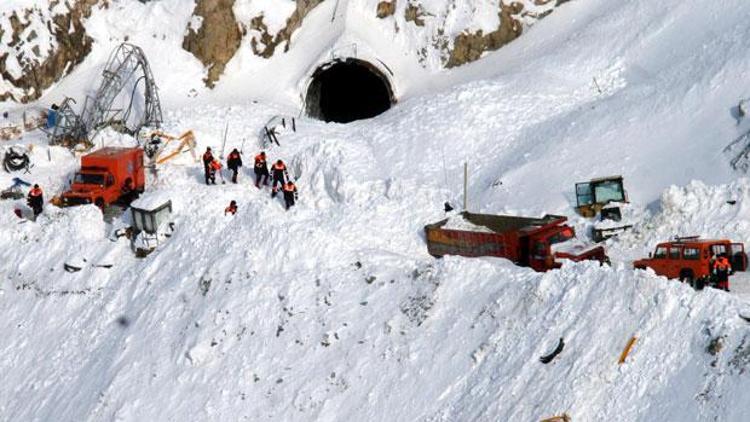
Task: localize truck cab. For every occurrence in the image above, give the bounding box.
[528,224,608,271]
[633,238,747,288]
[61,147,145,207]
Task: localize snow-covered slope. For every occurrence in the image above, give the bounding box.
[4,0,750,421]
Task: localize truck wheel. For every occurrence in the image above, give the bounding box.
[95,197,105,208]
[679,270,695,289]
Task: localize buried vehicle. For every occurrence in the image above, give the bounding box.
[574,176,634,242]
[59,147,145,207]
[633,237,748,288]
[424,212,608,272]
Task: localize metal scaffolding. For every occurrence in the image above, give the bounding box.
[50,43,163,148]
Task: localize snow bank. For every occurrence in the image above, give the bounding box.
[610,179,750,262]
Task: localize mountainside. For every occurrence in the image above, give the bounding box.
[0,0,571,102]
[3,0,750,421]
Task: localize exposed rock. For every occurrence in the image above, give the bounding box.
[0,0,99,103]
[376,1,396,19]
[445,2,525,68]
[404,2,426,26]
[247,0,325,59]
[182,0,243,88]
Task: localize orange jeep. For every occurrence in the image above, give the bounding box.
[633,237,747,288]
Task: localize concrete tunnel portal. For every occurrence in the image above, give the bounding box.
[305,58,396,123]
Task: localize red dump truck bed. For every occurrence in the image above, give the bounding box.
[424,212,607,272]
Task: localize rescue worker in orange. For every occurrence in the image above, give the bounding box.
[226,148,242,184]
[202,147,214,185]
[208,158,222,185]
[225,200,238,215]
[27,184,44,218]
[254,151,269,188]
[270,159,287,197]
[712,253,732,291]
[282,181,297,210]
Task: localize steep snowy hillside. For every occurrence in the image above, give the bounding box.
[3,0,750,421]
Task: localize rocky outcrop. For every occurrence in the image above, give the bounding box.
[182,0,243,88]
[246,0,325,59]
[376,1,396,19]
[375,0,570,69]
[445,2,523,68]
[0,0,99,103]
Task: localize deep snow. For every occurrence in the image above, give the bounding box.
[3,0,750,421]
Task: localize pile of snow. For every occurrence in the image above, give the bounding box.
[609,179,750,263]
[441,213,494,233]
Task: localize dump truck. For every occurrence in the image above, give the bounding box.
[60,147,145,207]
[633,237,747,289]
[424,212,608,272]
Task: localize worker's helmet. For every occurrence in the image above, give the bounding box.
[207,147,212,151]
[230,200,237,206]
[260,151,265,157]
[33,184,39,188]
[276,159,283,164]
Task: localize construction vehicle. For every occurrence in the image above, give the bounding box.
[633,237,747,289]
[141,130,198,165]
[574,175,633,241]
[57,147,145,207]
[127,194,174,257]
[575,175,627,216]
[424,212,608,272]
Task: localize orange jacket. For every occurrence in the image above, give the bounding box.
[272,162,286,171]
[713,257,732,271]
[283,183,297,193]
[28,187,43,197]
[210,160,222,170]
[225,205,237,215]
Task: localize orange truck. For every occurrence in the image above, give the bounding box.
[425,212,608,272]
[633,237,747,288]
[60,147,145,207]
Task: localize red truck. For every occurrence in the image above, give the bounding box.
[633,237,747,288]
[424,212,608,272]
[60,147,145,207]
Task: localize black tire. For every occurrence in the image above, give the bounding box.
[679,270,695,289]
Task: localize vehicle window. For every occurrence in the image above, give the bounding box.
[593,180,625,203]
[576,183,593,206]
[74,173,105,185]
[548,228,574,245]
[711,244,727,256]
[669,247,681,259]
[683,248,700,260]
[654,246,667,258]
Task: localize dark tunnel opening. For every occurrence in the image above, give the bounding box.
[305,59,395,123]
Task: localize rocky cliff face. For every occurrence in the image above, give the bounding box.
[0,0,99,103]
[0,0,574,101]
[182,0,243,88]
[375,0,568,68]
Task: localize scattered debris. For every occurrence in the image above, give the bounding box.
[3,146,31,173]
[541,414,571,422]
[1,177,31,200]
[539,338,565,364]
[618,336,638,364]
[707,336,725,356]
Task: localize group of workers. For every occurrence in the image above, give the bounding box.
[201,147,298,214]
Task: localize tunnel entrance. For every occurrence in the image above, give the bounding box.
[305,59,395,123]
